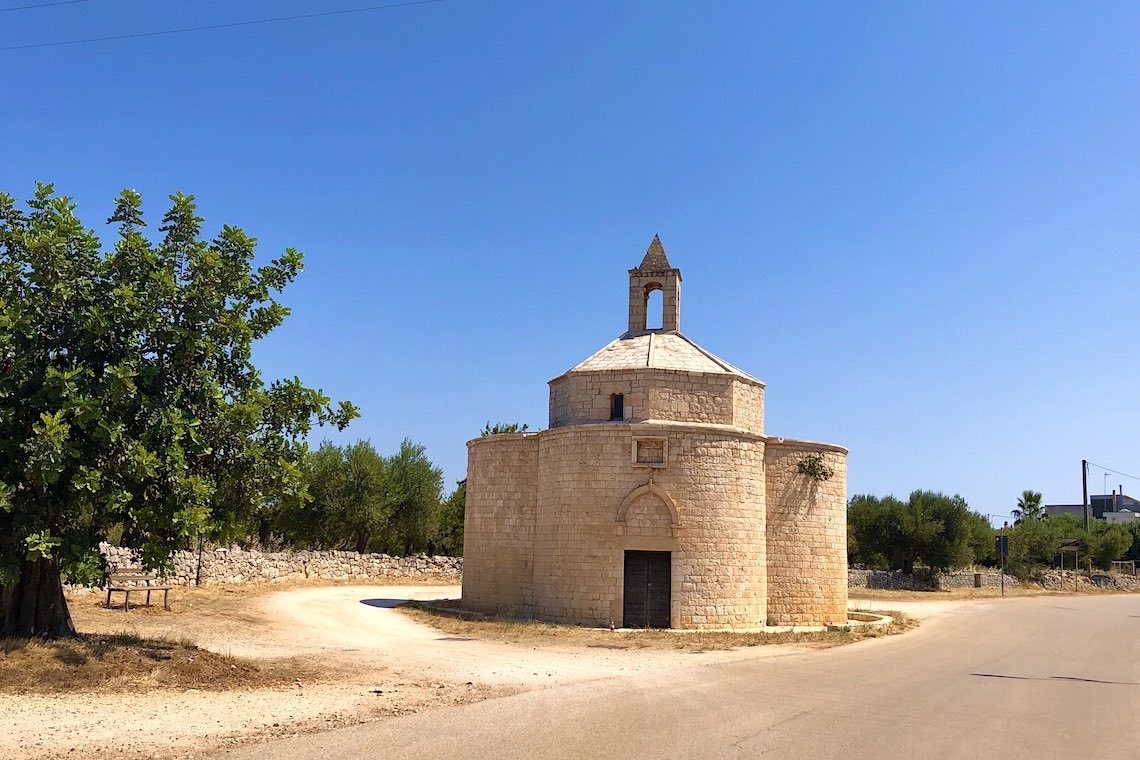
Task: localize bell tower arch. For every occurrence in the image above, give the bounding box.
[628,235,682,335]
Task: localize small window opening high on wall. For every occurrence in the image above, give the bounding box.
[610,393,624,420]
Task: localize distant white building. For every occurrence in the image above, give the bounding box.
[1103,509,1140,524]
[1044,492,1140,522]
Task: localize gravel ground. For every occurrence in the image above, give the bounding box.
[0,584,935,759]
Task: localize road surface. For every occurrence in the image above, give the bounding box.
[215,593,1140,759]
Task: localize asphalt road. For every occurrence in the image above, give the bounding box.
[216,594,1140,759]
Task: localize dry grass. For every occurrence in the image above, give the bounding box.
[0,632,312,695]
[397,603,915,652]
[65,585,269,642]
[18,580,444,696]
[67,577,456,637]
[41,579,458,696]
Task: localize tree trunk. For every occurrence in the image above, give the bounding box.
[0,556,77,638]
[257,518,272,548]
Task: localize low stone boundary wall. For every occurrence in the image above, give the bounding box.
[849,569,1019,590]
[98,543,462,586]
[1041,571,1140,591]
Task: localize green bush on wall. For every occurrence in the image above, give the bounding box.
[797,454,834,482]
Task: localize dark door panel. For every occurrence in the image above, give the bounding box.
[623,551,671,628]
[646,552,671,628]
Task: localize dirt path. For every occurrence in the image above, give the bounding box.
[0,584,907,759]
[233,584,820,686]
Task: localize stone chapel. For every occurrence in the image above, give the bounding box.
[462,237,848,629]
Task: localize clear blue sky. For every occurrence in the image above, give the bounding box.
[5,1,1140,522]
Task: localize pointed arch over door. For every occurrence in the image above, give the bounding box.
[617,483,679,527]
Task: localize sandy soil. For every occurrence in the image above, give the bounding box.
[848,595,973,621]
[0,584,925,760]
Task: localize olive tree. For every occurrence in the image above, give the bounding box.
[848,490,990,572]
[0,184,356,637]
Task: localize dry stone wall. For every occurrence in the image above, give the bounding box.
[1042,571,1139,591]
[849,570,1140,592]
[98,543,461,586]
[848,569,1019,590]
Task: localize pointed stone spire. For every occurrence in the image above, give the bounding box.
[628,235,682,334]
[638,234,672,271]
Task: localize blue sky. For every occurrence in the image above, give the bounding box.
[4,1,1140,521]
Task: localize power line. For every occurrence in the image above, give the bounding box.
[0,0,91,12]
[1085,460,1140,484]
[0,0,443,52]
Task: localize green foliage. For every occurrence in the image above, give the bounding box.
[271,439,448,556]
[24,531,62,561]
[847,490,989,572]
[435,480,466,556]
[0,185,358,591]
[279,440,390,552]
[1002,513,1134,575]
[1011,489,1044,524]
[796,454,834,482]
[480,421,530,436]
[384,439,445,555]
[963,509,997,565]
[62,547,105,586]
[1003,514,1068,575]
[1087,524,1133,571]
[1124,522,1140,562]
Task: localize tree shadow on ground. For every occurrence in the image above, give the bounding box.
[359,598,409,609]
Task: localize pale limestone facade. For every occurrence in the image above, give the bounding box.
[462,238,848,629]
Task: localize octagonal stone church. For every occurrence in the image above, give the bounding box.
[462,237,848,629]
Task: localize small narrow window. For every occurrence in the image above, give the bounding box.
[610,393,624,420]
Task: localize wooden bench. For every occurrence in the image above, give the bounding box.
[104,567,174,611]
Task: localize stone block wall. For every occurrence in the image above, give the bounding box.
[667,430,766,628]
[731,381,765,434]
[461,433,539,615]
[532,424,638,626]
[469,421,768,629]
[548,369,763,433]
[98,542,461,586]
[765,440,848,626]
[647,375,736,427]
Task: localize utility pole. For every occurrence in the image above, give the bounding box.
[1082,459,1089,531]
[1000,522,1007,597]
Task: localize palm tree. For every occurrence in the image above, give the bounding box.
[1011,490,1044,523]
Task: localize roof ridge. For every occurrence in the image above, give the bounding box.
[673,333,763,382]
[567,336,624,372]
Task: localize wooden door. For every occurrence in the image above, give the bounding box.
[623,550,671,628]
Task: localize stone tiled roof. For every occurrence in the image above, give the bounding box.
[566,332,762,382]
[637,234,672,271]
